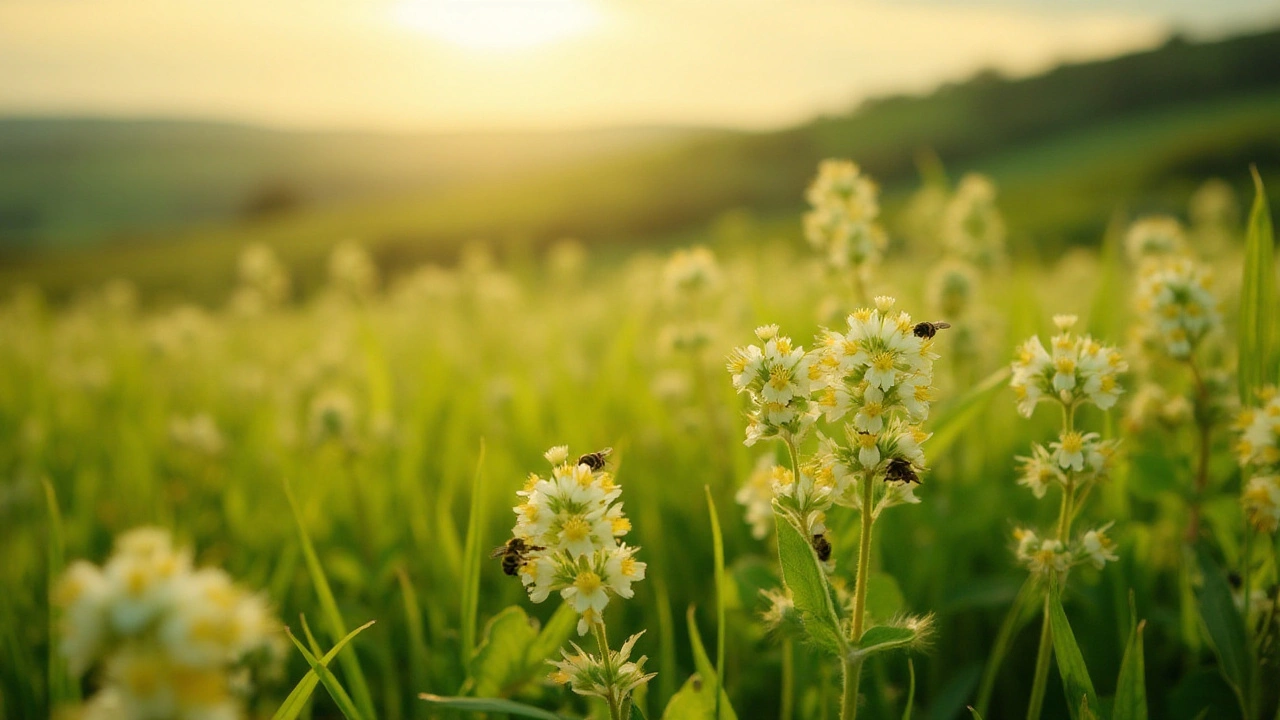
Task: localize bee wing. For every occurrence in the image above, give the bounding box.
[598,447,613,457]
[934,322,952,329]
[489,544,510,559]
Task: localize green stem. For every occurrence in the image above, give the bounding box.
[842,470,878,720]
[1025,596,1054,720]
[593,621,623,720]
[781,637,794,720]
[1186,358,1212,542]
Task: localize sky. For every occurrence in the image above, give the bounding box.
[0,0,1275,133]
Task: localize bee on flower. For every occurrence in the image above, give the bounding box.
[1133,256,1221,360]
[54,527,281,720]
[510,446,647,636]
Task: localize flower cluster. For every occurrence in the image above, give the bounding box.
[548,631,656,704]
[1134,256,1220,360]
[55,527,281,720]
[512,446,647,635]
[802,160,887,271]
[661,245,722,299]
[1235,388,1280,534]
[1013,524,1119,578]
[735,455,778,540]
[1123,383,1192,434]
[942,174,1006,268]
[727,325,817,445]
[1016,430,1120,499]
[1125,216,1186,264]
[1011,314,1127,417]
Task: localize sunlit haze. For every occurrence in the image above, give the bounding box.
[0,0,1275,132]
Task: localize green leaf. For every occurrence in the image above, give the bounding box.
[42,478,78,706]
[852,625,916,659]
[419,693,567,720]
[974,577,1040,717]
[865,573,905,623]
[967,707,985,720]
[927,367,1011,458]
[1239,166,1276,403]
[704,486,727,720]
[286,624,365,720]
[1048,585,1099,720]
[661,674,719,720]
[460,440,488,662]
[1193,544,1249,713]
[283,479,376,720]
[1113,592,1148,720]
[773,515,845,655]
[686,606,740,720]
[528,602,578,669]
[468,606,539,697]
[272,621,375,720]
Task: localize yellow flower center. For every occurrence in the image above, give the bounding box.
[858,433,878,449]
[574,571,602,595]
[562,516,591,543]
[872,352,895,372]
[611,517,632,535]
[1060,432,1084,454]
[620,557,637,577]
[1053,357,1076,375]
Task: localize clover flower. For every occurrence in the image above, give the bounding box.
[548,631,656,703]
[54,528,281,720]
[1125,216,1186,264]
[727,325,817,445]
[942,174,1006,267]
[802,160,887,270]
[512,447,646,635]
[1134,256,1220,360]
[736,455,778,540]
[1011,314,1127,417]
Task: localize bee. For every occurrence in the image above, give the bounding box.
[912,321,952,339]
[885,458,920,485]
[576,447,613,471]
[811,533,832,562]
[490,537,544,577]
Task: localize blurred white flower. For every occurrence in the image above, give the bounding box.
[1125,216,1186,264]
[1134,256,1220,360]
[803,160,887,271]
[942,174,1006,268]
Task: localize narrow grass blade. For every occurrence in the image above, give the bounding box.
[283,478,376,720]
[967,708,985,720]
[686,606,740,720]
[974,577,1039,716]
[704,486,727,720]
[460,440,488,663]
[395,568,431,718]
[927,367,1011,459]
[42,478,78,706]
[419,694,567,719]
[1048,585,1099,720]
[287,624,366,720]
[1239,165,1275,402]
[1113,592,1147,720]
[272,620,376,720]
[902,659,915,720]
[774,515,845,655]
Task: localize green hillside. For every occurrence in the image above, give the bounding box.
[2,27,1279,301]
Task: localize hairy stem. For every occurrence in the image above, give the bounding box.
[593,621,623,720]
[842,470,878,720]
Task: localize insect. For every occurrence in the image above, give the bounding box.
[490,537,544,577]
[576,447,613,471]
[912,321,953,339]
[811,533,832,562]
[885,457,921,485]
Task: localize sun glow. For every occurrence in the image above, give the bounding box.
[393,0,601,52]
